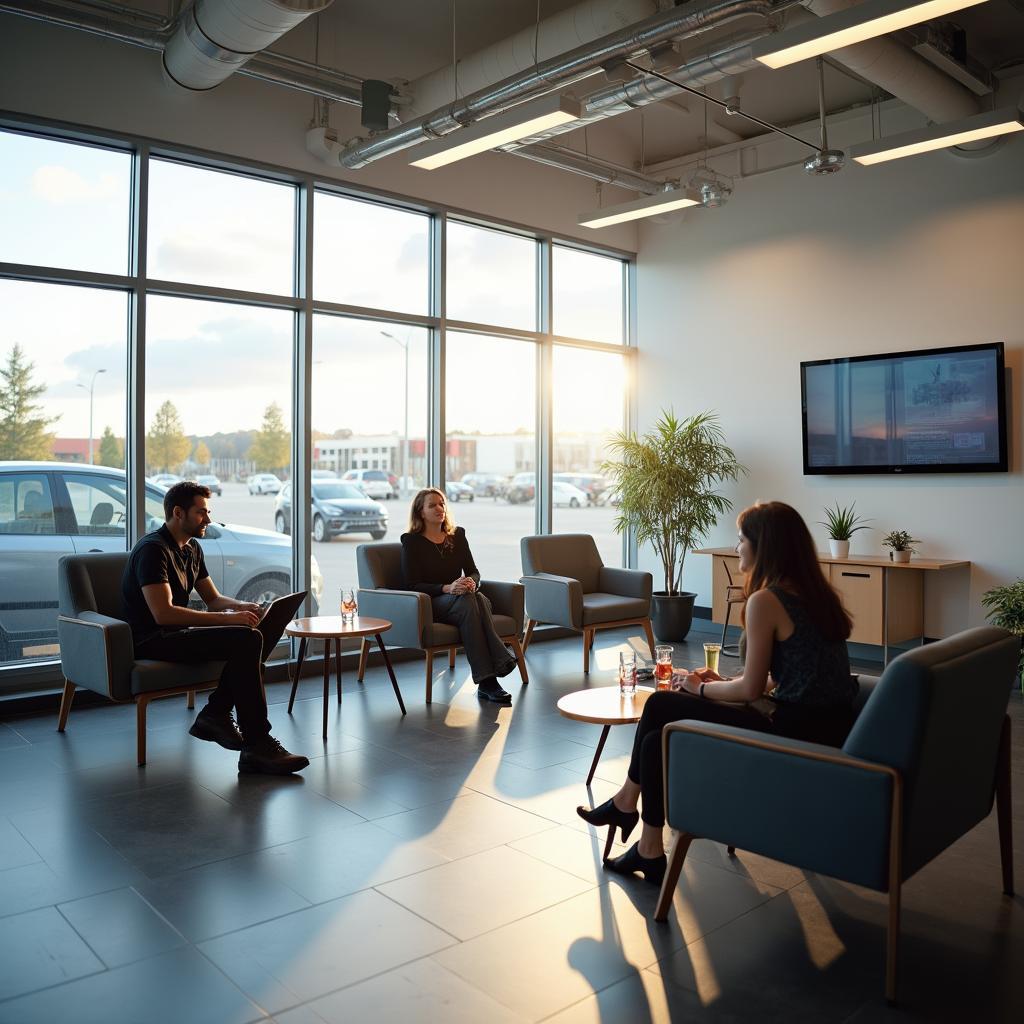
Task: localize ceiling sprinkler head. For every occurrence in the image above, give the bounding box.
[804,148,846,175]
[700,180,732,207]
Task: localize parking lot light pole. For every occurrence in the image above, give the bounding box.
[379,331,409,497]
[76,368,106,464]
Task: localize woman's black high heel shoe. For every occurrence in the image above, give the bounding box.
[576,798,640,861]
[604,842,667,886]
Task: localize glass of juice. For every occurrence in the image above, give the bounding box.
[655,645,674,690]
[703,642,721,674]
[340,588,357,626]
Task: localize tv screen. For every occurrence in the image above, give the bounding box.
[801,342,1007,474]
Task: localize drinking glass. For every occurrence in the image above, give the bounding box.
[703,642,721,674]
[340,587,357,626]
[618,651,637,696]
[655,645,674,690]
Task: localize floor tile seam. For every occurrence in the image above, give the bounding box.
[455,781,581,829]
[503,827,613,886]
[53,899,129,972]
[8,812,146,876]
[366,887,464,945]
[0,873,140,923]
[0,949,110,1007]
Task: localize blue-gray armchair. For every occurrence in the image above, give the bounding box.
[355,542,528,703]
[654,626,1018,1004]
[520,533,655,673]
[57,552,223,766]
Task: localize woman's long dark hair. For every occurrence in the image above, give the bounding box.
[738,501,852,642]
[408,487,455,539]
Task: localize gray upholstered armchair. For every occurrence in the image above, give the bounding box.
[57,552,223,765]
[355,542,528,703]
[520,533,655,672]
[654,626,1018,1003]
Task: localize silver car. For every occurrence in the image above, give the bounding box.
[0,462,322,663]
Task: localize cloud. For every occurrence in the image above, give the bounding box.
[30,165,120,204]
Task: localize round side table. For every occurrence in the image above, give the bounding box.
[285,616,407,739]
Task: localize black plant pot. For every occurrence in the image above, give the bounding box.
[651,591,697,643]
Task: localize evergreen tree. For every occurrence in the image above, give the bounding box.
[248,402,290,471]
[146,400,189,473]
[193,440,211,469]
[0,344,58,460]
[97,425,124,468]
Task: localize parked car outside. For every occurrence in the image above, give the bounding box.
[340,468,397,500]
[505,472,535,504]
[445,480,475,503]
[248,473,282,495]
[0,462,322,663]
[196,474,222,496]
[311,469,337,480]
[553,473,607,506]
[460,472,506,498]
[552,481,589,508]
[149,473,181,489]
[274,482,388,542]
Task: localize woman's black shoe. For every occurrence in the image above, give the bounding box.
[604,842,667,886]
[576,798,639,861]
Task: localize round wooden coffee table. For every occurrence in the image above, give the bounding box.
[557,685,656,785]
[285,616,407,739]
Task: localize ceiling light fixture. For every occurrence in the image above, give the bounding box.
[849,105,1024,164]
[409,94,582,170]
[750,0,990,70]
[578,186,702,229]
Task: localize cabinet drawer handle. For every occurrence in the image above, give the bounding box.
[841,571,871,579]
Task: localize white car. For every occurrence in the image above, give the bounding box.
[148,473,181,489]
[248,473,282,495]
[341,468,396,500]
[552,481,589,508]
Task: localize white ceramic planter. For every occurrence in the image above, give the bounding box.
[891,549,912,563]
[829,539,850,559]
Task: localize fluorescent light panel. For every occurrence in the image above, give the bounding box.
[578,188,701,229]
[752,0,990,70]
[849,106,1024,165]
[410,94,581,170]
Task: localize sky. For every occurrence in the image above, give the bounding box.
[1,128,627,444]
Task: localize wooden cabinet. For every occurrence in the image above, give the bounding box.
[830,564,883,645]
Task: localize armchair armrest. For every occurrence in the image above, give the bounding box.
[480,579,524,632]
[57,612,133,701]
[598,566,652,603]
[357,588,432,649]
[663,721,899,891]
[520,573,583,629]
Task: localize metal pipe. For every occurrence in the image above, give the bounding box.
[511,144,668,193]
[336,0,778,169]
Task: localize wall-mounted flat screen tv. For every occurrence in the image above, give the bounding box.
[801,342,1007,474]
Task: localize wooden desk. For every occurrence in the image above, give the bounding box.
[694,548,970,664]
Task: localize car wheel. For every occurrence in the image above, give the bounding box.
[370,530,387,540]
[570,497,580,508]
[313,515,328,543]
[274,512,287,534]
[468,494,474,502]
[238,574,289,606]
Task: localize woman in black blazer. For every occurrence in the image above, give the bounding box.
[400,488,518,704]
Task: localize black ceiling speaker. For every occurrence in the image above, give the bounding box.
[361,80,393,132]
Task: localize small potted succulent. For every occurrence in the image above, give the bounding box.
[820,501,871,559]
[981,579,1024,693]
[882,529,920,563]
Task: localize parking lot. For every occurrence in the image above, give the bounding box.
[211,482,622,607]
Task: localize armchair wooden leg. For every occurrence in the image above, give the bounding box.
[509,636,528,684]
[136,694,152,766]
[357,638,370,682]
[642,618,657,660]
[655,831,694,922]
[57,679,75,732]
[997,714,1014,896]
[186,690,195,710]
[886,881,901,1005]
[522,619,537,652]
[425,650,434,704]
[582,629,593,674]
[449,647,456,670]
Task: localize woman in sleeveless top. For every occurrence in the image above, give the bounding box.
[577,501,858,884]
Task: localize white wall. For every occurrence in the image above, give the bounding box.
[0,14,638,251]
[637,116,1024,637]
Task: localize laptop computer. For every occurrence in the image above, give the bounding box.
[257,590,308,651]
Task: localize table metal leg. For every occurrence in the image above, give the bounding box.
[375,634,407,716]
[287,638,307,714]
[335,639,343,704]
[587,725,611,786]
[321,641,330,740]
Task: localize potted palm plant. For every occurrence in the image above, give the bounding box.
[981,579,1024,693]
[820,501,871,558]
[602,410,744,642]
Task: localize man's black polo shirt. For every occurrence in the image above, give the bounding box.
[121,524,210,644]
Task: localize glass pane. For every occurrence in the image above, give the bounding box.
[446,332,536,583]
[553,245,625,344]
[552,346,626,568]
[147,160,295,295]
[0,130,131,275]
[446,221,536,331]
[0,279,128,669]
[311,316,430,605]
[145,296,304,618]
[314,193,430,315]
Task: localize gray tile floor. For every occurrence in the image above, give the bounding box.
[0,626,1021,1023]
